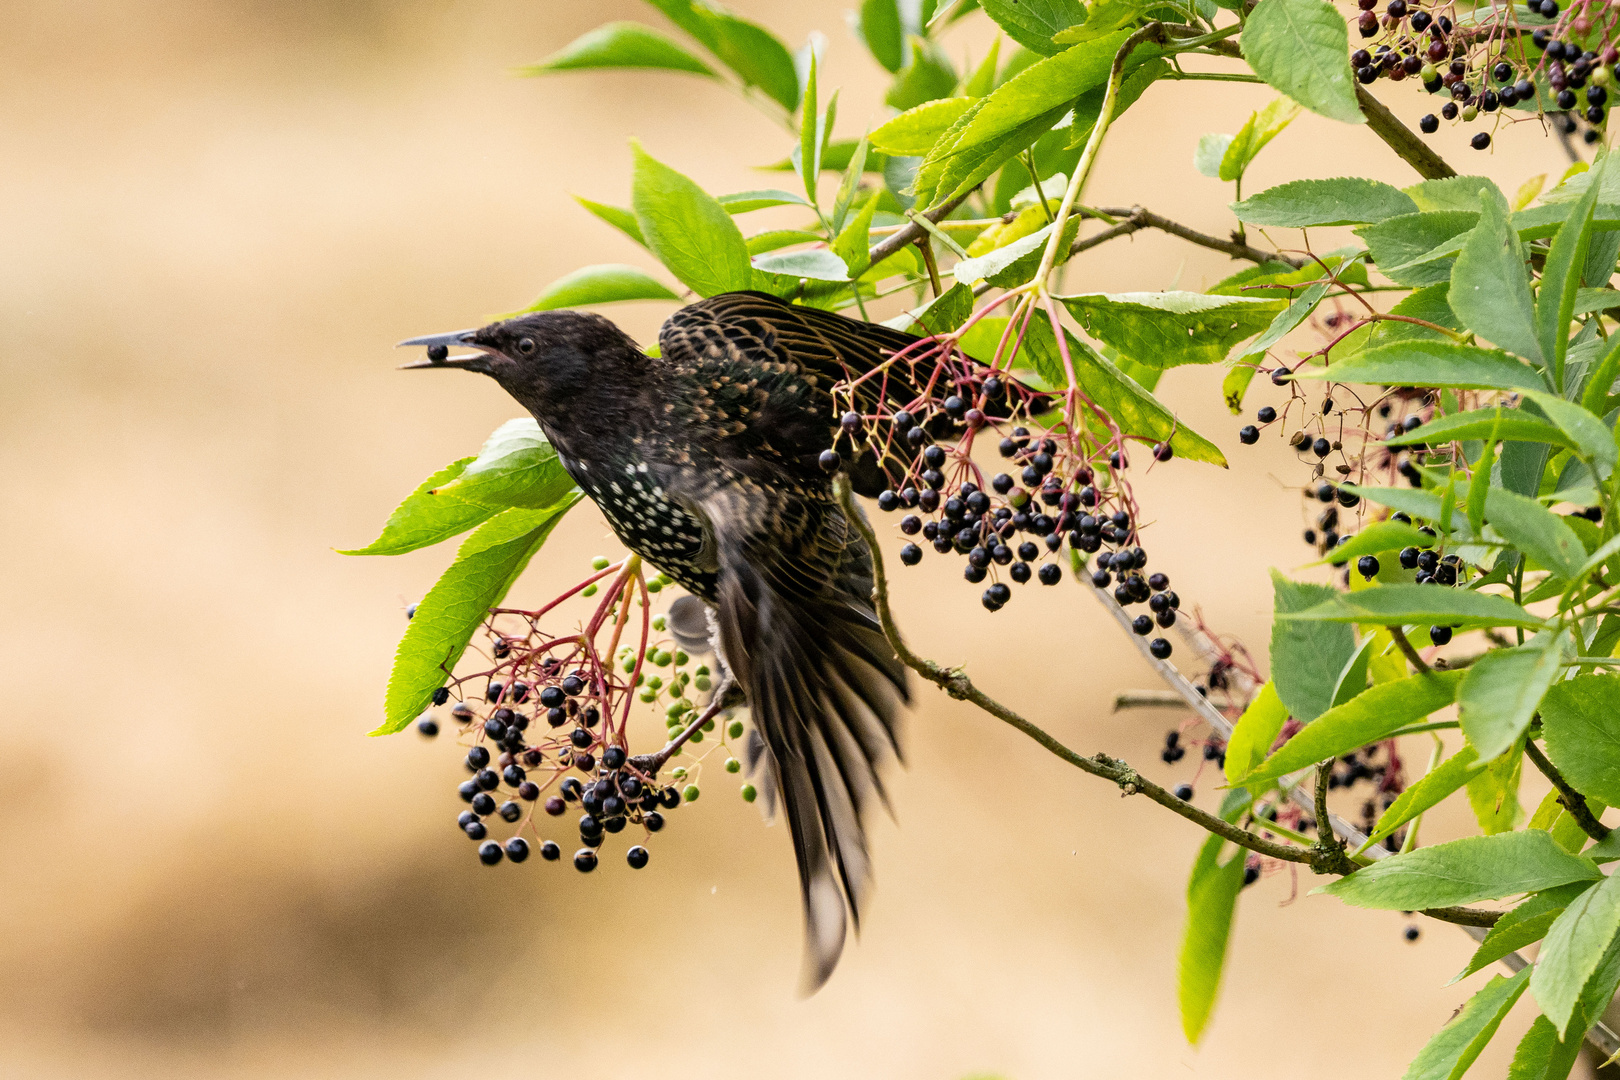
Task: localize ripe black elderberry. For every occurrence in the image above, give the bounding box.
[1429,625,1453,646]
[627,845,650,869]
[1149,638,1172,659]
[479,841,504,865]
[540,840,561,861]
[472,791,496,816]
[1132,615,1152,635]
[574,848,598,872]
[464,820,487,840]
[1173,784,1194,800]
[1357,555,1380,580]
[417,717,439,737]
[1039,563,1062,585]
[1239,425,1259,444]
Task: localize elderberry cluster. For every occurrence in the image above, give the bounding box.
[1348,0,1616,150]
[405,569,755,872]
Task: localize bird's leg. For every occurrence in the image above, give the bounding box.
[630,674,739,776]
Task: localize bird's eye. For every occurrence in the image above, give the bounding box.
[517,337,537,355]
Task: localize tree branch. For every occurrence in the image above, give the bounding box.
[866,189,975,274]
[1388,625,1432,674]
[1526,739,1612,842]
[1081,206,1308,268]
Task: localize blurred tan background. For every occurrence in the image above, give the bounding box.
[0,1,1596,1077]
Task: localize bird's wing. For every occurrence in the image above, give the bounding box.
[658,292,950,493]
[699,475,908,992]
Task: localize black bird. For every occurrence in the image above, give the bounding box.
[400,291,970,988]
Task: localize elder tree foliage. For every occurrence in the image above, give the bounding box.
[347,0,1620,1069]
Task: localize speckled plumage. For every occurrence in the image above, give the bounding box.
[429,291,950,989]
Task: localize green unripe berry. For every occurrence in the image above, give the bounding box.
[672,766,687,779]
[740,784,757,803]
[1461,104,1478,121]
[582,583,598,597]
[651,614,667,631]
[689,729,703,743]
[695,676,712,692]
[1596,66,1613,87]
[652,650,671,667]
[702,718,715,731]
[683,784,701,802]
[591,556,611,570]
[622,658,636,673]
[645,675,662,690]
[696,665,710,676]
[666,699,690,718]
[674,650,689,666]
[1420,63,1437,81]
[639,689,656,703]
[725,757,741,773]
[728,720,744,739]
[646,579,663,593]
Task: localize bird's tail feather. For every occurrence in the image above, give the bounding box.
[712,512,907,992]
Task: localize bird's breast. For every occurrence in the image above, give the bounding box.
[566,456,717,600]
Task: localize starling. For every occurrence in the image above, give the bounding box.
[400,291,1028,989]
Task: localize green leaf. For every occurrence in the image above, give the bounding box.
[1505,1015,1583,1080]
[857,0,905,73]
[892,281,975,335]
[1457,883,1587,983]
[376,500,579,735]
[717,188,810,213]
[1399,967,1531,1080]
[750,247,850,281]
[1539,152,1608,389]
[1178,799,1247,1044]
[1222,362,1259,414]
[1356,211,1480,287]
[1299,342,1548,392]
[339,457,496,557]
[435,418,580,510]
[1482,486,1587,579]
[932,29,1133,159]
[832,189,880,275]
[1458,633,1568,760]
[1533,868,1620,1035]
[1519,390,1618,479]
[1218,97,1300,183]
[1231,178,1416,227]
[1362,746,1483,852]
[1316,830,1600,910]
[1467,739,1525,835]
[1269,571,1356,724]
[644,0,800,109]
[512,264,678,314]
[1385,408,1574,455]
[1224,681,1288,790]
[1364,282,1462,349]
[1405,175,1503,212]
[1240,0,1363,124]
[1277,584,1544,629]
[520,21,718,77]
[799,53,823,204]
[979,0,1086,56]
[1008,321,1228,465]
[1194,133,1233,179]
[1338,484,1445,522]
[1056,291,1284,368]
[1307,520,1431,566]
[630,141,753,297]
[1233,278,1334,373]
[885,36,959,111]
[1329,634,1374,707]
[1542,674,1620,806]
[955,218,1079,288]
[574,195,647,247]
[1237,671,1464,786]
[1450,189,1543,364]
[746,229,822,256]
[870,97,977,156]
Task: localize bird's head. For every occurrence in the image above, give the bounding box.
[398,309,645,419]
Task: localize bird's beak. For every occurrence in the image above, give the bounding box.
[395,328,489,370]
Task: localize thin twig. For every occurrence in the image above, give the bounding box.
[1388,625,1432,674]
[835,475,1500,928]
[1113,690,1189,711]
[1526,739,1612,842]
[1081,206,1307,268]
[866,189,975,273]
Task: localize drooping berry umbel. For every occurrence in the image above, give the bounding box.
[400,291,1043,989]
